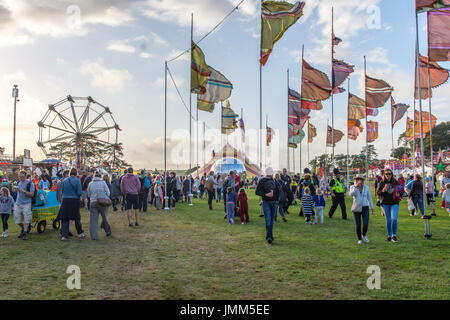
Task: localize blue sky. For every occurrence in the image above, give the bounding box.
[0,0,448,170]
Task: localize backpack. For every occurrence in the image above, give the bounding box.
[139,177,149,193]
[26,181,37,206]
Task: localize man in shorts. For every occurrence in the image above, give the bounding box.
[120,168,141,227]
[15,171,35,240]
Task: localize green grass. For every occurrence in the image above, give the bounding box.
[0,190,448,300]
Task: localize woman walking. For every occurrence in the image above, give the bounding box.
[87,172,112,240]
[60,168,85,241]
[0,187,14,238]
[410,174,425,218]
[349,175,374,244]
[377,169,403,243]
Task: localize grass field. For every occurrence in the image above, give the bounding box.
[0,190,448,300]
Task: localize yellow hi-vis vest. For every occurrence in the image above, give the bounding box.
[291,180,298,187]
[332,178,345,193]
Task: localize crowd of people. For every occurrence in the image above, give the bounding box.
[0,166,449,244]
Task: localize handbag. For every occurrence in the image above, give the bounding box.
[97,197,112,207]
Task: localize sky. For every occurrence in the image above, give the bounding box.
[0,0,448,171]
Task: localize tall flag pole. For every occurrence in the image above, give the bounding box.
[347,78,350,189]
[287,68,290,172]
[259,0,263,175]
[300,44,304,174]
[266,114,268,169]
[412,99,416,171]
[426,61,435,204]
[307,119,310,166]
[390,97,394,151]
[331,7,335,167]
[364,56,369,185]
[164,60,168,210]
[415,6,427,214]
[220,101,223,174]
[203,121,206,171]
[188,13,194,206]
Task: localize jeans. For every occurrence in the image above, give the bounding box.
[262,201,278,241]
[1,214,9,231]
[89,202,111,240]
[61,219,83,238]
[207,190,215,209]
[216,188,222,202]
[412,194,425,216]
[276,201,286,221]
[226,202,235,224]
[353,206,369,240]
[381,204,399,238]
[315,207,324,224]
[138,192,149,212]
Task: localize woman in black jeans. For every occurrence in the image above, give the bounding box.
[410,174,425,217]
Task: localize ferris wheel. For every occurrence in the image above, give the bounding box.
[37,95,121,169]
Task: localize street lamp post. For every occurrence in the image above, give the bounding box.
[12,85,19,162]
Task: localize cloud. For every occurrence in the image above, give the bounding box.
[150,31,168,46]
[80,59,133,91]
[139,52,152,59]
[365,47,394,67]
[107,40,137,53]
[140,0,257,33]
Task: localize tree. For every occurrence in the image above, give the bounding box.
[361,145,378,163]
[398,121,449,154]
[390,146,411,159]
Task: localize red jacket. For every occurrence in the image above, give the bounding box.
[237,192,248,209]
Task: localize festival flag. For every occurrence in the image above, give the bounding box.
[391,97,410,128]
[191,43,211,94]
[260,1,306,66]
[332,33,342,47]
[288,126,305,148]
[221,101,239,134]
[302,59,332,105]
[348,119,364,140]
[288,88,311,124]
[308,122,317,143]
[326,125,344,147]
[405,117,414,142]
[348,93,366,120]
[266,126,274,146]
[414,109,437,135]
[416,0,450,13]
[367,121,379,143]
[365,75,393,108]
[239,118,245,143]
[366,107,379,117]
[332,59,354,89]
[415,55,449,99]
[428,8,450,61]
[197,67,233,112]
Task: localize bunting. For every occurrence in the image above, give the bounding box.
[428,8,450,61]
[416,0,450,13]
[415,54,449,99]
[367,121,379,143]
[260,1,306,66]
[197,67,233,112]
[302,59,332,103]
[391,97,409,128]
[326,125,344,147]
[191,43,211,94]
[308,122,317,143]
[365,75,393,108]
[332,59,354,89]
[221,101,239,134]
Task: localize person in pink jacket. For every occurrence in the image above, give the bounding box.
[120,168,141,227]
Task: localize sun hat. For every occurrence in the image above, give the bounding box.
[265,167,274,176]
[353,174,366,181]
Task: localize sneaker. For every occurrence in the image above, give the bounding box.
[387,237,392,242]
[68,232,73,237]
[391,236,398,243]
[60,237,67,241]
[259,214,264,217]
[363,236,369,243]
[106,232,112,237]
[312,222,317,225]
[3,230,8,238]
[129,223,133,227]
[282,217,287,222]
[22,233,28,240]
[241,222,245,225]
[224,214,227,219]
[267,238,273,244]
[135,222,139,227]
[358,240,362,245]
[17,232,23,239]
[78,233,85,239]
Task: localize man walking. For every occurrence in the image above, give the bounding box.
[328,168,347,220]
[120,168,141,226]
[255,167,279,244]
[206,171,218,210]
[14,171,35,240]
[138,170,150,212]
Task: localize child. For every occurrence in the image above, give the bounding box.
[313,187,325,225]
[225,187,236,225]
[154,180,163,210]
[0,187,15,238]
[237,188,249,224]
[442,183,450,217]
[301,187,314,224]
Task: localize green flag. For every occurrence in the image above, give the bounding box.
[260,1,306,66]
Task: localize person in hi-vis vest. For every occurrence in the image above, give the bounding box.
[328,168,347,220]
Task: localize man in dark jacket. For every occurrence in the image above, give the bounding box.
[111,174,121,211]
[280,168,293,212]
[255,167,279,244]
